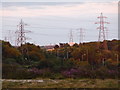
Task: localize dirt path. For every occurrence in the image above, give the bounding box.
[1,79,43,83]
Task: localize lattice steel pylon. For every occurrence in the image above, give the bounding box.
[15,19,31,62]
[77,28,84,44]
[69,29,73,43]
[15,19,31,46]
[95,13,110,50]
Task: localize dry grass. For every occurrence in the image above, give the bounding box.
[2,79,119,88]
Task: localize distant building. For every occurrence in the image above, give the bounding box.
[59,42,75,47]
[42,42,75,51]
[68,42,75,46]
[43,45,55,51]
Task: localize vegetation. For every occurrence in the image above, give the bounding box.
[2,79,118,88]
[2,40,120,79]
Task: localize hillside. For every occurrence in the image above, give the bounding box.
[2,39,120,79]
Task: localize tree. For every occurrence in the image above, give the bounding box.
[2,42,21,59]
[54,45,59,49]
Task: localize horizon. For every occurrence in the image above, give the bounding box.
[1,39,119,47]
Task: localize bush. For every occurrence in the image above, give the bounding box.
[61,67,90,78]
[50,73,65,79]
[61,66,118,79]
[28,68,52,78]
[3,58,17,64]
[95,66,109,79]
[36,58,75,73]
[2,64,35,79]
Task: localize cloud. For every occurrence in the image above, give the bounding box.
[2,2,84,8]
[1,2,118,18]
[1,0,118,3]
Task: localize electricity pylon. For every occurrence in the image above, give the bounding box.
[69,29,73,43]
[77,28,85,44]
[15,19,31,46]
[95,13,110,50]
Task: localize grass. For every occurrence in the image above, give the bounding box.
[2,78,119,88]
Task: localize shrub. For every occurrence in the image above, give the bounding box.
[3,58,16,64]
[36,58,75,72]
[61,66,118,79]
[28,68,52,78]
[2,64,34,79]
[61,67,90,78]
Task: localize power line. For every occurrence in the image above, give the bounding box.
[33,32,64,37]
[4,25,74,30]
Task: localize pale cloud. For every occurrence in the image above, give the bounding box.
[1,0,118,3]
[1,2,118,17]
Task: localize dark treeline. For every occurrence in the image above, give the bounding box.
[1,39,120,79]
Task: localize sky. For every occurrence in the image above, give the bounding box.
[0,0,118,46]
[1,0,119,3]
